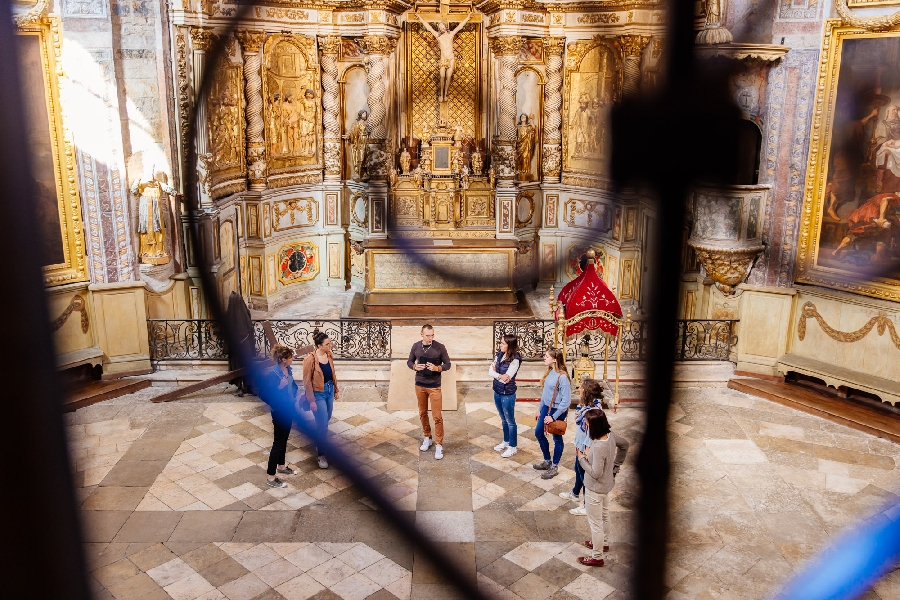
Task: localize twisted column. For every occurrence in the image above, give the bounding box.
[237,30,266,190]
[359,35,397,180]
[542,37,565,180]
[489,36,522,183]
[318,36,341,179]
[617,35,650,98]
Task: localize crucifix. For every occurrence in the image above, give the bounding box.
[414,1,480,116]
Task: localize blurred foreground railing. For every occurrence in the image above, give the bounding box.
[148,318,392,362]
[492,319,738,361]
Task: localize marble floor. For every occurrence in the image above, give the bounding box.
[71,383,900,600]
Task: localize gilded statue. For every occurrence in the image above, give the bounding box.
[516,113,537,180]
[471,150,483,175]
[347,110,369,180]
[570,93,592,158]
[453,120,464,146]
[298,89,317,157]
[282,94,298,156]
[400,148,411,174]
[415,11,472,103]
[488,166,496,188]
[132,171,176,265]
[451,149,463,174]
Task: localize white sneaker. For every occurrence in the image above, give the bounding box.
[501,447,518,458]
[493,441,509,452]
[420,437,433,452]
[559,491,580,502]
[434,444,443,460]
[569,505,587,516]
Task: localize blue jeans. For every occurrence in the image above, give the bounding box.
[572,455,585,496]
[534,403,567,465]
[313,381,335,456]
[494,392,517,447]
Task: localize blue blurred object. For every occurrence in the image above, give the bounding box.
[778,502,900,600]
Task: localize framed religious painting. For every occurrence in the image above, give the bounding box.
[797,21,900,301]
[17,16,87,286]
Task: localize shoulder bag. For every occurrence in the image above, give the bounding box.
[544,375,568,436]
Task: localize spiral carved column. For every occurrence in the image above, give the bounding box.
[542,37,565,181]
[489,36,522,183]
[360,35,397,180]
[237,30,266,190]
[318,36,341,179]
[617,35,649,98]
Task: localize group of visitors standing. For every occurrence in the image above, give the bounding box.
[260,324,629,568]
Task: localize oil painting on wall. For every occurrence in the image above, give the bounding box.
[798,23,900,300]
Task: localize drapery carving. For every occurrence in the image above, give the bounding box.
[798,301,900,350]
[237,30,266,189]
[318,35,341,178]
[542,37,565,179]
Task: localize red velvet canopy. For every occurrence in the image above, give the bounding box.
[558,259,623,337]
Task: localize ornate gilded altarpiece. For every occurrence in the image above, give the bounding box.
[407,22,480,139]
[562,38,622,180]
[262,34,322,186]
[797,21,900,301]
[206,55,246,199]
[17,16,87,285]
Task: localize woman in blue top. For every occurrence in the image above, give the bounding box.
[532,348,571,479]
[560,378,604,514]
[490,334,521,458]
[265,345,300,489]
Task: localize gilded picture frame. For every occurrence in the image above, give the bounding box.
[17,16,87,286]
[796,20,900,301]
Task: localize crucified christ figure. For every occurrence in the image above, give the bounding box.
[415,11,472,102]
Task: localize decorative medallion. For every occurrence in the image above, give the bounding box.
[278,241,319,284]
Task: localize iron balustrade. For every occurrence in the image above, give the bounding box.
[148,318,392,362]
[493,319,737,362]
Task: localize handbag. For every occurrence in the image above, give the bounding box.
[544,376,568,436]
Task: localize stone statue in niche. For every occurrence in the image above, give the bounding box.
[400,148,411,174]
[132,171,176,265]
[415,11,472,102]
[268,94,283,152]
[471,150,483,175]
[298,89,318,157]
[347,110,369,180]
[516,113,537,181]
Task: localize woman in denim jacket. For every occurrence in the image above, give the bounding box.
[560,379,605,514]
[531,348,570,480]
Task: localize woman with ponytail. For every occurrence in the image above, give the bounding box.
[532,348,570,479]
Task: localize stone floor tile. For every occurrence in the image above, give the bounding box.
[365,589,401,600]
[115,511,184,543]
[705,440,767,465]
[275,573,325,600]
[182,544,232,572]
[562,573,616,600]
[146,557,196,587]
[479,558,528,588]
[294,510,360,543]
[384,575,412,600]
[129,542,179,571]
[254,558,304,588]
[508,573,560,600]
[169,511,245,543]
[218,573,271,600]
[82,486,150,511]
[414,512,475,543]
[234,512,298,542]
[102,461,169,487]
[335,544,384,571]
[359,557,409,588]
[411,543,476,586]
[92,558,142,589]
[306,557,356,588]
[81,510,132,543]
[105,572,163,600]
[284,544,334,571]
[233,544,282,571]
[164,572,217,600]
[330,573,382,600]
[531,558,583,590]
[200,557,251,587]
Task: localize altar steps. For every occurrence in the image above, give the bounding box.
[350,291,534,325]
[728,377,900,443]
[63,378,151,412]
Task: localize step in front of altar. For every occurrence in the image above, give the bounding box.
[363,291,520,316]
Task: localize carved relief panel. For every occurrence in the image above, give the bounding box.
[273,197,318,231]
[206,55,246,198]
[563,39,622,178]
[263,34,322,184]
[564,198,612,232]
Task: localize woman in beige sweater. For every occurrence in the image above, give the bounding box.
[576,409,629,567]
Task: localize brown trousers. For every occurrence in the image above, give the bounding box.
[415,385,444,445]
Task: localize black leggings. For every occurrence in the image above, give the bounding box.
[267,412,291,476]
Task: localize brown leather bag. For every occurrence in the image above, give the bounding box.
[544,376,568,436]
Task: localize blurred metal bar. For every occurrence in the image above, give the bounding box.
[0,1,91,597]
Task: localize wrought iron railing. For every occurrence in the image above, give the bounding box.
[252,319,391,361]
[148,319,392,362]
[492,319,737,362]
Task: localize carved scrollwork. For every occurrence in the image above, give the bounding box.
[691,243,764,295]
[273,197,318,230]
[798,301,900,349]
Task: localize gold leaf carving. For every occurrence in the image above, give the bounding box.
[797,301,900,350]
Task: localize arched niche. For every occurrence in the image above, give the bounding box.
[515,66,544,182]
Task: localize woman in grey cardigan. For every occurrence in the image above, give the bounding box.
[576,409,629,567]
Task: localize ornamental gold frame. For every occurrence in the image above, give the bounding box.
[18,16,87,286]
[795,20,900,302]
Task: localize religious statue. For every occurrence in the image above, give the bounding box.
[347,110,369,180]
[415,11,472,103]
[132,170,176,265]
[453,120,464,146]
[268,93,282,151]
[570,93,591,158]
[282,94,300,156]
[488,166,496,188]
[420,149,432,173]
[298,89,317,157]
[471,150,483,175]
[516,113,537,180]
[413,167,423,188]
[451,149,462,174]
[399,147,411,175]
[389,168,398,189]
